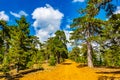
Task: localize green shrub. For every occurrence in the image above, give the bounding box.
[49,56,56,66]
[2,64,10,74]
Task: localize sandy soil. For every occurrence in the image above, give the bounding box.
[2,59,120,80]
[20,60,99,80]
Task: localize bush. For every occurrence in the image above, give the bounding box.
[2,64,10,74]
[49,56,56,66]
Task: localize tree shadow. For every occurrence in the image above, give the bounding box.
[0,75,5,79]
[96,70,120,74]
[76,64,87,68]
[105,66,120,69]
[62,63,72,65]
[96,69,120,80]
[0,73,13,80]
[98,76,120,80]
[0,68,44,80]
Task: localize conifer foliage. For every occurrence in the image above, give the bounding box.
[0,17,68,74]
[70,0,120,67]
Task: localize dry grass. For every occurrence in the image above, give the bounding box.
[1,60,120,80]
[20,60,97,80]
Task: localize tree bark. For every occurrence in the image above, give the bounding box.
[57,52,60,64]
[87,41,93,67]
[4,40,9,54]
[16,58,20,73]
[16,64,19,73]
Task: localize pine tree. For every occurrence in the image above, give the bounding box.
[0,20,11,73]
[70,1,105,67]
[100,14,120,66]
[45,30,68,65]
[8,16,31,73]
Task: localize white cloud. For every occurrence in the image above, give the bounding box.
[64,24,73,50]
[10,12,20,18]
[66,25,70,29]
[32,4,64,42]
[64,30,71,49]
[36,30,50,42]
[114,6,120,14]
[10,10,28,18]
[0,11,9,21]
[72,0,85,3]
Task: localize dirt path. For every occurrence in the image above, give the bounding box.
[20,60,98,80]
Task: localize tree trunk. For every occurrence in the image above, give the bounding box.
[87,41,93,67]
[16,58,20,73]
[46,54,50,63]
[57,52,60,64]
[4,40,9,54]
[16,64,19,73]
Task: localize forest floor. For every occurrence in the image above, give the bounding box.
[1,59,120,80]
[20,59,120,80]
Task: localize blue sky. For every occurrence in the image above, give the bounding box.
[0,0,85,39]
[0,0,86,49]
[0,0,120,49]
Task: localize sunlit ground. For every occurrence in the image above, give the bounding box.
[1,60,120,80]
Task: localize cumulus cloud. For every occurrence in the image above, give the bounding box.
[10,10,28,18]
[72,0,85,3]
[64,24,74,50]
[64,30,71,48]
[32,4,64,42]
[114,6,120,14]
[0,11,9,21]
